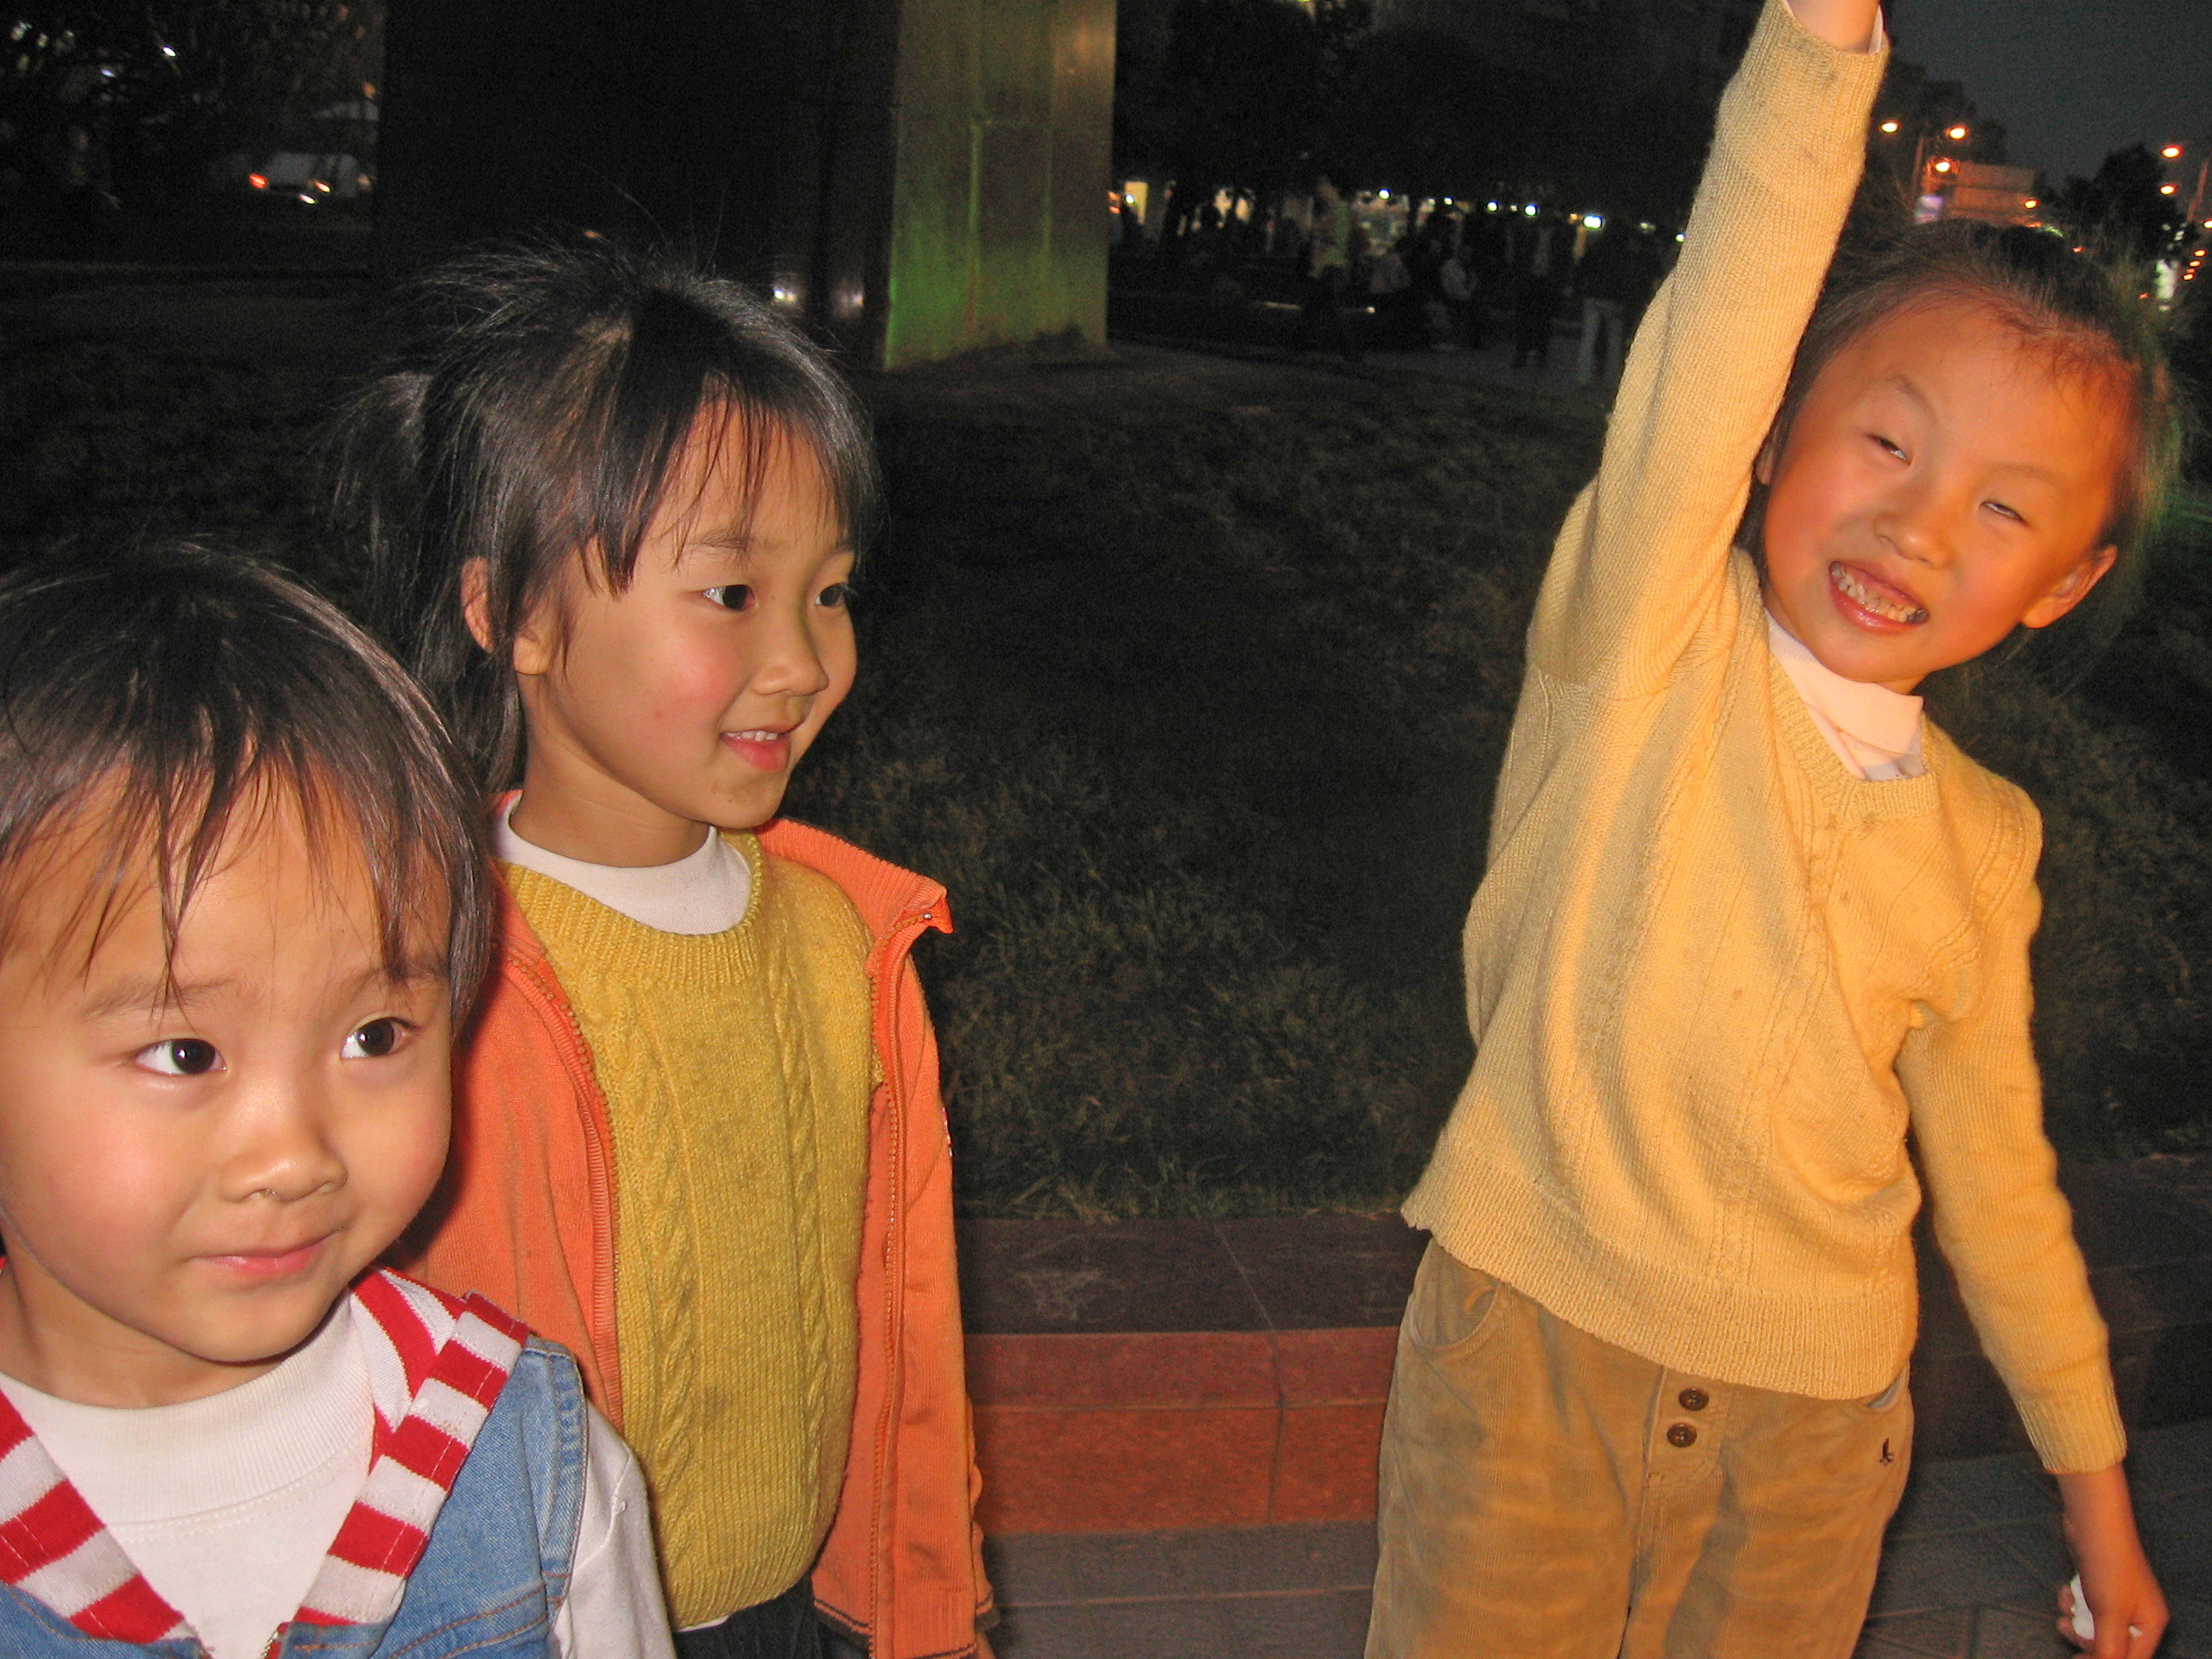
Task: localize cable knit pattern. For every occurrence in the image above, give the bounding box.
[1402,0,2124,1475]
[505,836,873,1625]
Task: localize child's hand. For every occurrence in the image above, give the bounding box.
[1783,0,1882,51]
[2057,1466,2168,1657]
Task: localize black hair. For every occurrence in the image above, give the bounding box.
[338,235,882,792]
[0,544,493,1013]
[1748,219,2184,675]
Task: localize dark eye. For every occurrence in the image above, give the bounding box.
[1985,500,2025,525]
[703,585,754,611]
[1871,434,1906,459]
[137,1038,222,1077]
[818,582,852,610]
[341,1018,406,1060]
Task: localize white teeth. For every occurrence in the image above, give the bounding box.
[1831,562,1928,625]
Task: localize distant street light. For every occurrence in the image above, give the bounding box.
[1947,125,1969,141]
[2163,145,2184,160]
[1879,119,1901,134]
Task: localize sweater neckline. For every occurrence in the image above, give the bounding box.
[1730,556,1941,818]
[500,831,770,963]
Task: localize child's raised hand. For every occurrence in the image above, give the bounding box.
[1783,0,1882,51]
[2057,1467,2168,1657]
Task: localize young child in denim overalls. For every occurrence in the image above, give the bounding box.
[0,547,669,1657]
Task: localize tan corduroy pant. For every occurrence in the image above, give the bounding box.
[1368,1243,1912,1659]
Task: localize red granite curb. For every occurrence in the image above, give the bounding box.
[957,1156,2212,1535]
[967,1328,1394,1533]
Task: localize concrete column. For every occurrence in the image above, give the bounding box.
[377,0,1113,369]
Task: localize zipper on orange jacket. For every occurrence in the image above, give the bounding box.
[864,899,945,1659]
[511,942,626,1428]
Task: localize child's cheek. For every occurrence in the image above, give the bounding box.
[654,629,748,721]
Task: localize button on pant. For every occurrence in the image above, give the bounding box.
[1367,1243,1911,1659]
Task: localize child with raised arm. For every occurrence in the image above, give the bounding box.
[1370,2,2174,1656]
[347,242,989,1659]
[0,546,670,1658]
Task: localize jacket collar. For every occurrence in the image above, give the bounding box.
[486,800,952,973]
[0,1272,524,1647]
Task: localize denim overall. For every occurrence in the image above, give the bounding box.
[0,1340,587,1658]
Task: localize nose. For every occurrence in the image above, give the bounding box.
[218,1074,347,1207]
[1874,475,1958,568]
[750,593,834,701]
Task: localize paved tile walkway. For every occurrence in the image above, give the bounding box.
[986,1417,2212,1658]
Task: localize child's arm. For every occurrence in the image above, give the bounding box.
[1899,845,2164,1655]
[2057,1466,2168,1658]
[1523,0,1884,691]
[1787,0,1882,50]
[556,1410,678,1659]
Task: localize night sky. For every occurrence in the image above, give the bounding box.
[1892,0,2212,183]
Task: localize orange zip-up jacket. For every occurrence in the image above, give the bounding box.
[398,815,992,1658]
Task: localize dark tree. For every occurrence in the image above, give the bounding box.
[2050,144,2188,264]
[1319,27,1495,222]
[1115,0,1368,244]
[1,1,379,205]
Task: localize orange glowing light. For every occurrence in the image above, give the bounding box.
[248,173,267,189]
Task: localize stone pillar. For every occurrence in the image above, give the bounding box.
[376,0,1113,369]
[881,0,1116,367]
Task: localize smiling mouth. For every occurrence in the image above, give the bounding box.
[722,728,795,770]
[1830,562,1929,626]
[204,1237,329,1281]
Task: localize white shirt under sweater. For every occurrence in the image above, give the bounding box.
[1767,611,1926,781]
[496,800,754,932]
[0,1301,673,1659]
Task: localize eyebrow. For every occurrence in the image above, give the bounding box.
[79,974,234,1021]
[1874,373,1934,413]
[682,529,761,556]
[79,961,448,1022]
[1871,375,2063,486]
[674,533,856,567]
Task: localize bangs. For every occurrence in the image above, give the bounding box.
[553,291,877,597]
[0,546,493,1017]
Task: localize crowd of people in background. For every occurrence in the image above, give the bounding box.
[1115,178,1671,380]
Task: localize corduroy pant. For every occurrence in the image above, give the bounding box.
[1368,1243,1912,1659]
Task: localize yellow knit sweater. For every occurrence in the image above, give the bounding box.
[505,837,874,1625]
[1403,0,2122,1474]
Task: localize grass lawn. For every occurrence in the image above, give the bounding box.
[5,293,2210,1215]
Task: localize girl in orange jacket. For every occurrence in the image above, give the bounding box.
[343,238,991,1659]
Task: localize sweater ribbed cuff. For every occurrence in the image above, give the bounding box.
[2016,1385,2128,1476]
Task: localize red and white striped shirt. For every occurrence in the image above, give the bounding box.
[0,1271,523,1650]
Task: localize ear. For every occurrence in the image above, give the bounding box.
[2020,544,2118,630]
[459,560,496,653]
[1754,430,1780,487]
[462,558,559,675]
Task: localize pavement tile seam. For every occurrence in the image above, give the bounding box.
[1860,1607,1974,1657]
[1001,1586,1376,1610]
[1209,1219,1282,1335]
